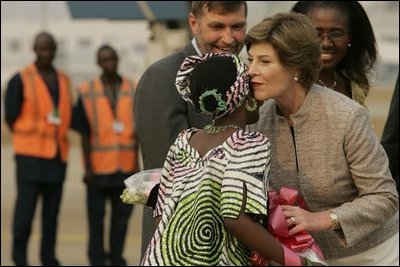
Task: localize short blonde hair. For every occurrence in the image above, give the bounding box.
[191,1,247,17]
[245,12,321,88]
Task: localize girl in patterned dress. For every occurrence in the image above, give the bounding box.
[141,53,310,266]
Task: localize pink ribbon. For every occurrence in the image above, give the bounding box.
[268,187,325,260]
[283,244,301,266]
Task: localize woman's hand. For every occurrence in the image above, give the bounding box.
[281,205,332,235]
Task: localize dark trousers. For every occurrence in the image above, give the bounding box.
[12,154,65,266]
[12,177,63,266]
[86,184,133,266]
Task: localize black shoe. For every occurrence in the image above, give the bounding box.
[42,258,60,266]
[14,262,29,266]
[110,257,126,266]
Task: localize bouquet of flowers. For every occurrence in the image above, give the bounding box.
[251,187,327,266]
[120,168,162,209]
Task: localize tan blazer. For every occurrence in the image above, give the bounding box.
[252,84,399,259]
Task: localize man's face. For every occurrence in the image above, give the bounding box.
[189,5,247,55]
[97,48,118,75]
[34,35,56,66]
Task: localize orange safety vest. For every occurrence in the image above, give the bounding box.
[12,64,72,162]
[79,77,138,175]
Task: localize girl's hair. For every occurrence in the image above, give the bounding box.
[291,1,377,92]
[245,12,322,88]
[190,56,237,114]
[176,53,250,119]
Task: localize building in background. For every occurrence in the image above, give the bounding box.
[1,1,399,112]
[1,2,150,91]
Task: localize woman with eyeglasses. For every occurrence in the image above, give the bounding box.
[292,1,377,107]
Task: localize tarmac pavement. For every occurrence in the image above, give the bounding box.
[1,142,143,266]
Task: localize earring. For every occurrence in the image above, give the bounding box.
[245,97,258,112]
[348,43,351,47]
[294,76,299,82]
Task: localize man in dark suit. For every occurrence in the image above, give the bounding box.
[134,1,248,259]
[381,75,399,193]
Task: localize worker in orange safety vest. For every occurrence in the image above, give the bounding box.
[5,31,72,266]
[71,44,138,266]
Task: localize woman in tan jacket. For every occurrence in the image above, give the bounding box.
[246,13,398,265]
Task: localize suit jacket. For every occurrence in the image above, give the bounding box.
[135,43,211,170]
[381,75,399,192]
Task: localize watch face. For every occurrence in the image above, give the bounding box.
[330,213,338,220]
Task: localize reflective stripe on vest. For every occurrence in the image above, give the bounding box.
[12,64,71,162]
[79,77,138,174]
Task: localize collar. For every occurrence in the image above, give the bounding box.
[191,38,203,56]
[271,85,320,127]
[290,85,317,120]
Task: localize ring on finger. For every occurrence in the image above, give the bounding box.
[290,216,296,225]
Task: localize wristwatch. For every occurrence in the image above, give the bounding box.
[329,212,340,230]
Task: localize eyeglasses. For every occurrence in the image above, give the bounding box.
[317,30,347,42]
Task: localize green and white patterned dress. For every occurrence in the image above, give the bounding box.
[141,128,271,266]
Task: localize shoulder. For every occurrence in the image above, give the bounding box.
[225,130,270,154]
[224,130,271,174]
[77,79,96,95]
[8,73,22,85]
[177,127,197,139]
[56,68,70,79]
[350,81,367,107]
[57,70,71,90]
[166,128,198,158]
[120,76,136,88]
[20,64,35,75]
[145,50,187,73]
[5,73,23,95]
[137,54,180,90]
[308,85,370,133]
[140,43,194,78]
[173,127,198,147]
[78,80,90,89]
[311,84,364,113]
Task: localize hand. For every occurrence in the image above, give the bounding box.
[83,170,95,185]
[281,205,331,235]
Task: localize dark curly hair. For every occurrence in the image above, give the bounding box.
[190,56,237,114]
[291,1,377,93]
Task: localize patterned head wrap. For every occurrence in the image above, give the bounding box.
[176,53,250,119]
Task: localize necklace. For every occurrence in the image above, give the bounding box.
[204,124,242,134]
[317,72,337,89]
